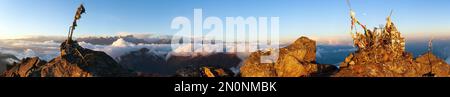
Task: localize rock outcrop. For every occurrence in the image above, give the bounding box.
[334,11,450,77]
[1,40,133,77]
[200,67,233,77]
[240,36,337,77]
[335,50,450,77]
[415,52,450,76]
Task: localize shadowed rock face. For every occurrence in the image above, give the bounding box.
[167,53,241,77]
[166,53,242,71]
[1,40,134,77]
[117,47,242,76]
[240,36,337,77]
[118,48,169,74]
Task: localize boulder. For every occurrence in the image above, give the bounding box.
[240,36,337,77]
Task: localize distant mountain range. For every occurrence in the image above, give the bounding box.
[76,34,172,45]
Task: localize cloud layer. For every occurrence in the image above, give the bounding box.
[1,35,449,68]
[79,38,172,61]
[0,40,60,61]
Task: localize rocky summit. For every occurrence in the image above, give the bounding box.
[335,50,450,77]
[240,36,337,77]
[334,11,450,77]
[1,40,133,77]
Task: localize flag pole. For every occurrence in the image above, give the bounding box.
[67,4,86,43]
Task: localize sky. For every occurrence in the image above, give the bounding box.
[0,0,449,42]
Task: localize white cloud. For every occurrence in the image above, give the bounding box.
[116,32,154,39]
[2,40,60,49]
[169,43,223,57]
[111,38,136,47]
[316,48,323,58]
[0,48,58,61]
[0,38,172,62]
[23,49,37,58]
[4,58,19,64]
[0,37,280,65]
[79,38,172,61]
[115,32,172,42]
[166,42,277,60]
[0,39,60,61]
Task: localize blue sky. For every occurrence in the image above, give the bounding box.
[0,0,449,42]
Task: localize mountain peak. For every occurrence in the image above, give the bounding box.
[334,14,450,77]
